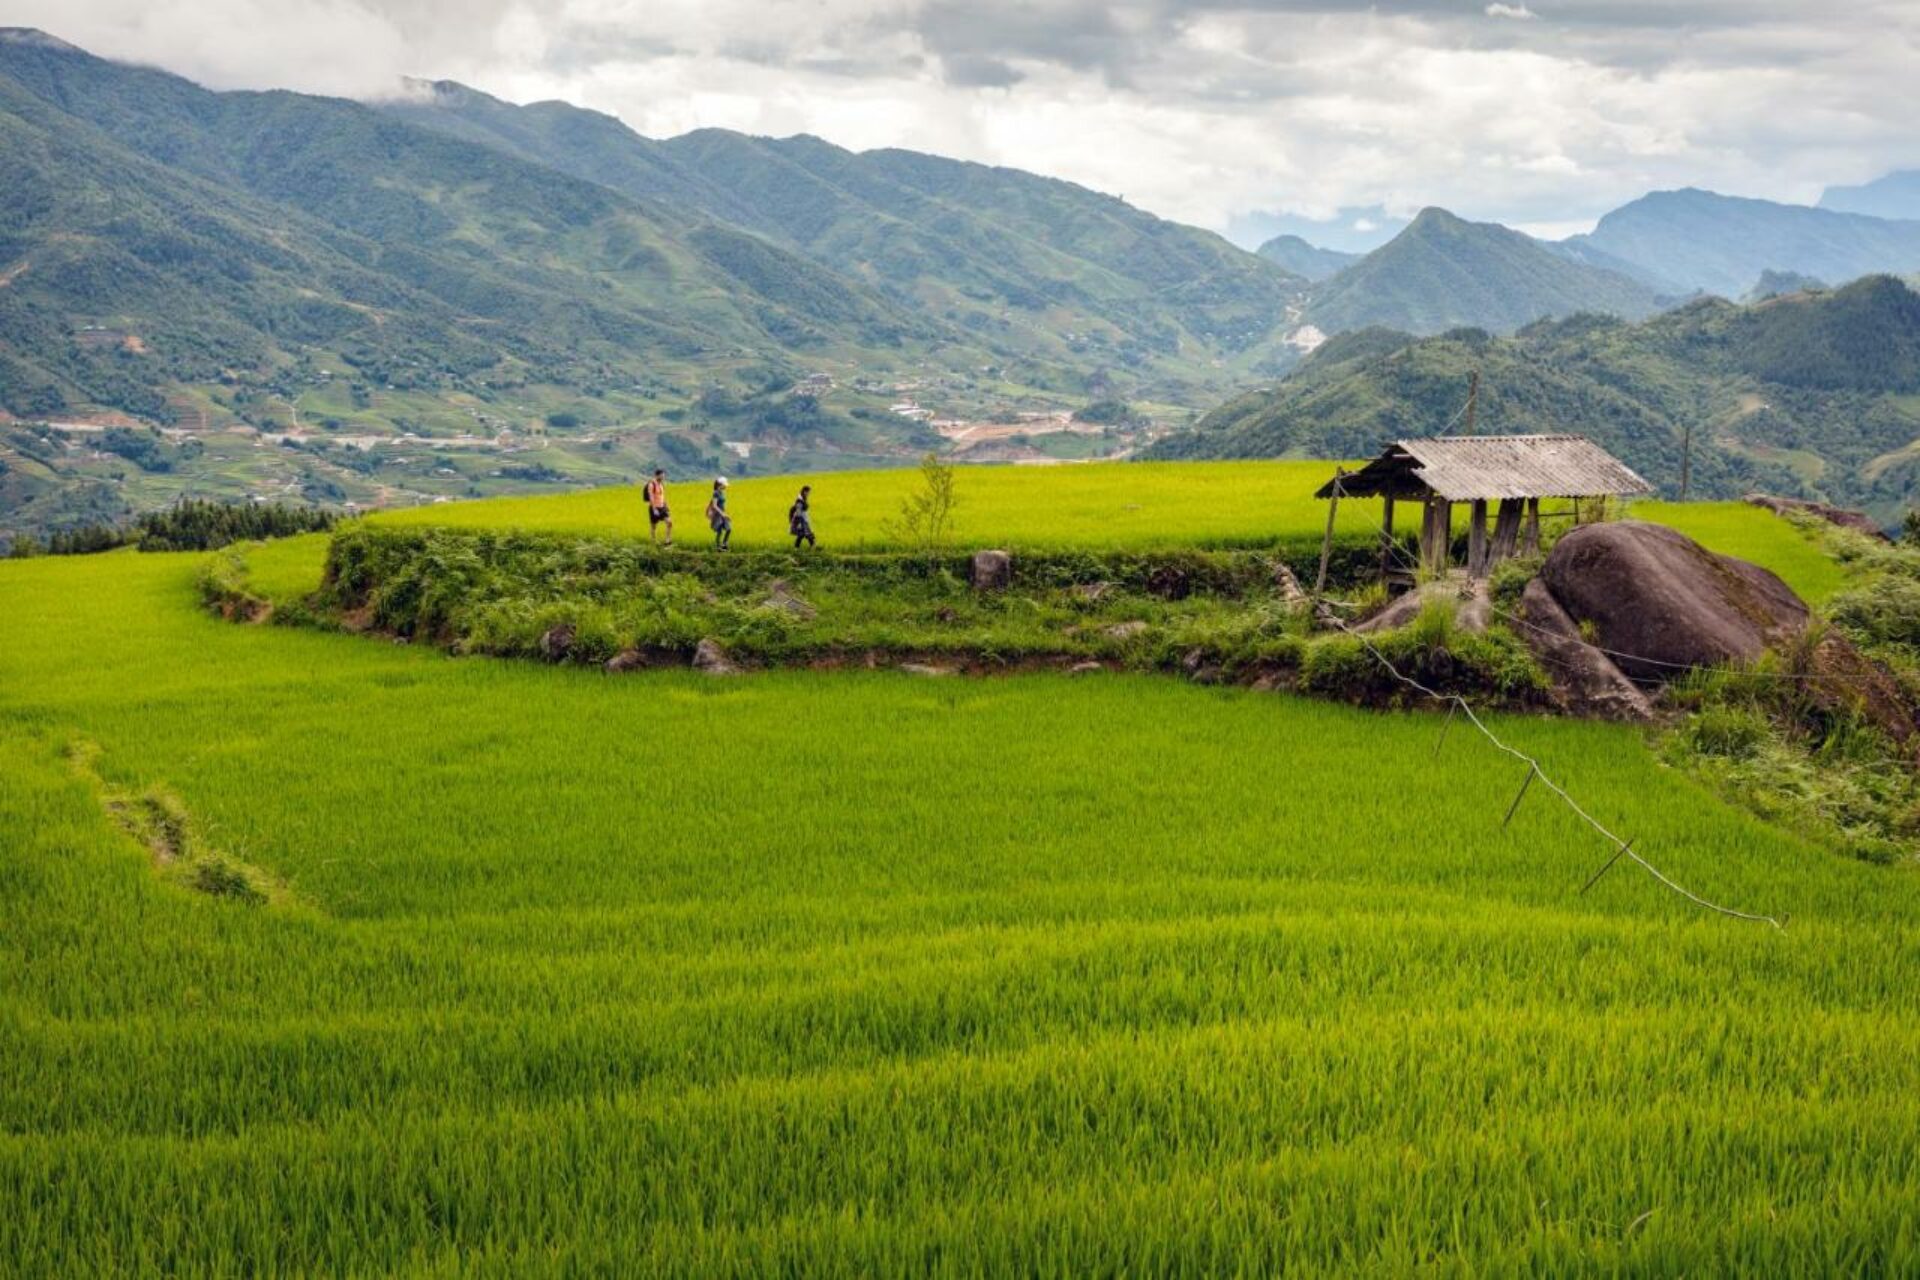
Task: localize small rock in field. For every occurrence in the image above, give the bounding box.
[1146,565,1190,600]
[899,662,955,677]
[605,649,647,674]
[1180,647,1209,675]
[1190,665,1225,686]
[1073,582,1113,604]
[1103,620,1148,641]
[969,550,1012,591]
[538,624,576,662]
[1068,660,1104,676]
[692,637,739,676]
[762,580,816,621]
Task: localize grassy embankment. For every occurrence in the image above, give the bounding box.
[356,460,1846,598]
[3,496,1918,1272]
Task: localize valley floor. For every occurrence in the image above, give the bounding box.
[3,542,1918,1273]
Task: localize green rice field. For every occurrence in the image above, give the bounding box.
[371,461,1847,602]
[2,475,1913,1273]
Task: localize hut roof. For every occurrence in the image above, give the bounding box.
[1316,435,1653,502]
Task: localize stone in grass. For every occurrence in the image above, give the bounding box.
[899,662,956,677]
[1068,660,1105,676]
[762,579,817,621]
[605,649,649,674]
[1073,581,1113,604]
[969,550,1012,591]
[538,624,575,662]
[692,637,740,676]
[1103,620,1149,641]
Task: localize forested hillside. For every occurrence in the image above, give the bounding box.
[0,29,1305,537]
[1152,275,1920,524]
[386,80,1310,385]
[1301,208,1665,336]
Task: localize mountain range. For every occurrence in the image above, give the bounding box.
[1149,274,1920,522]
[6,27,1920,535]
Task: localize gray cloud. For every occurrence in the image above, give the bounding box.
[8,0,1919,243]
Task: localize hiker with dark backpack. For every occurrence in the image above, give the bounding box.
[644,468,672,547]
[705,476,732,551]
[788,484,816,549]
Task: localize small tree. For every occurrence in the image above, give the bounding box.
[886,452,958,553]
[1903,509,1920,548]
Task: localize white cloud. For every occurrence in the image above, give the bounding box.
[10,0,1920,245]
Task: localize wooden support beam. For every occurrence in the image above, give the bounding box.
[1490,498,1523,567]
[1422,497,1452,574]
[1314,467,1344,594]
[1522,497,1541,554]
[1379,494,1396,579]
[1467,499,1489,578]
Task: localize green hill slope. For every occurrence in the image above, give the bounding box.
[1302,208,1664,336]
[385,82,1310,388]
[1154,275,1920,523]
[1255,233,1358,282]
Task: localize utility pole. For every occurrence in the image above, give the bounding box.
[1679,423,1692,502]
[1464,370,1479,435]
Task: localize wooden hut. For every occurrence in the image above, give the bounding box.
[1316,435,1652,582]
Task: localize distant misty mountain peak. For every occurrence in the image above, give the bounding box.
[1819,169,1920,222]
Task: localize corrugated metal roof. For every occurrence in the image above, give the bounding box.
[1319,435,1653,501]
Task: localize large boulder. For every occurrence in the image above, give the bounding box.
[1540,521,1809,682]
[969,550,1012,591]
[1516,578,1654,722]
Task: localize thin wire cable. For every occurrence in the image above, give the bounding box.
[1320,476,1785,928]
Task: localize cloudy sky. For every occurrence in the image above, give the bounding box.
[13,0,1920,245]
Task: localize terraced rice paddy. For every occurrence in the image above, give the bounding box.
[4,519,1918,1273]
[370,460,1847,602]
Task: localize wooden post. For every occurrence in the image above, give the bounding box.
[1423,496,1452,573]
[1315,467,1343,594]
[1680,423,1692,502]
[1490,498,1523,567]
[1379,494,1396,579]
[1522,497,1541,554]
[1468,499,1489,578]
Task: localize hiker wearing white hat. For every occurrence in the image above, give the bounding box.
[705,475,733,550]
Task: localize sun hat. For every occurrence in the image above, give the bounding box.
[715,475,729,487]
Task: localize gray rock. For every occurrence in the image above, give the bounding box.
[692,638,739,676]
[1103,620,1149,641]
[1355,578,1489,635]
[1540,521,1809,682]
[605,648,647,674]
[899,662,956,677]
[1068,660,1105,676]
[1146,565,1191,600]
[538,624,575,662]
[762,579,817,620]
[1516,578,1654,722]
[969,550,1012,591]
